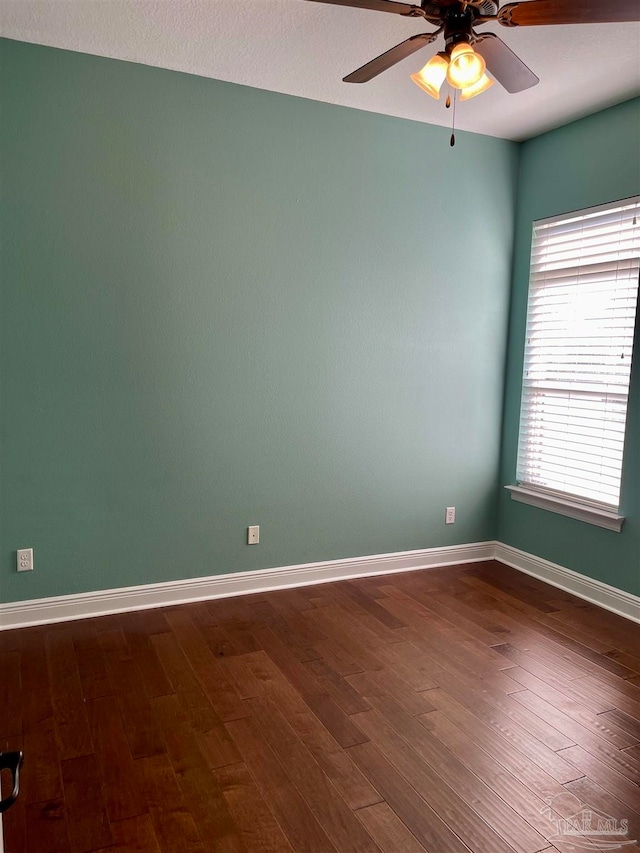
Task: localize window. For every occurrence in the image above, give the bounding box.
[508,197,640,531]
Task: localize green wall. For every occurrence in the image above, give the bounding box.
[0,39,518,603]
[497,98,640,596]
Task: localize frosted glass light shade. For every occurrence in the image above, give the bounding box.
[446,43,486,89]
[410,53,449,100]
[460,73,494,100]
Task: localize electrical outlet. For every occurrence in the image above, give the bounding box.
[445,507,456,525]
[247,525,260,545]
[17,548,33,572]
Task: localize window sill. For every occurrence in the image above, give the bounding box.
[505,485,624,532]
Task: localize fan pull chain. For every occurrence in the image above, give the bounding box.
[450,89,457,147]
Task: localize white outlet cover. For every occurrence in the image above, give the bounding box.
[17,547,33,572]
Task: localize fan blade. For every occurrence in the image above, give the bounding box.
[344,32,440,83]
[308,0,423,16]
[498,0,640,27]
[474,33,539,92]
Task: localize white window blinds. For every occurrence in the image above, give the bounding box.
[517,197,640,510]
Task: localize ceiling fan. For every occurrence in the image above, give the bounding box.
[307,0,640,102]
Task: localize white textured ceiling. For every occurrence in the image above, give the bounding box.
[0,0,639,140]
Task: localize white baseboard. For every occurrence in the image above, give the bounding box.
[1,540,638,630]
[494,542,640,624]
[0,541,494,630]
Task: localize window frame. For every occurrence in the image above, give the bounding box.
[506,196,640,533]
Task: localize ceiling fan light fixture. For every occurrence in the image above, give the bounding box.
[460,72,494,100]
[446,42,486,89]
[410,52,449,99]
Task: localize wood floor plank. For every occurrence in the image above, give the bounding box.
[201,623,241,658]
[46,630,94,761]
[138,607,173,636]
[225,716,338,853]
[623,743,640,761]
[599,707,640,741]
[422,709,570,842]
[482,602,629,684]
[537,611,618,655]
[313,637,366,677]
[470,564,564,615]
[151,631,242,768]
[243,649,383,810]
[351,702,548,853]
[546,606,640,659]
[459,574,555,622]
[423,687,580,795]
[215,762,295,853]
[563,776,640,846]
[354,801,429,853]
[492,637,591,687]
[497,618,640,682]
[61,754,113,853]
[421,588,512,646]
[504,663,616,716]
[263,608,326,662]
[366,640,438,692]
[136,753,205,853]
[94,813,161,852]
[161,609,250,722]
[340,580,407,630]
[0,650,23,740]
[346,669,437,720]
[306,606,387,671]
[71,622,113,702]
[557,728,640,786]
[119,612,175,699]
[604,648,640,675]
[99,635,167,760]
[0,628,22,653]
[86,695,149,822]
[347,741,472,853]
[377,600,519,693]
[264,587,317,614]
[218,617,263,656]
[1,766,26,853]
[25,798,72,853]
[468,618,591,684]
[557,744,640,814]
[250,623,369,748]
[151,693,246,853]
[414,663,579,765]
[305,657,373,715]
[20,716,65,805]
[348,576,391,599]
[248,695,380,852]
[217,654,266,700]
[381,578,504,650]
[510,688,638,751]
[554,673,640,727]
[578,674,640,722]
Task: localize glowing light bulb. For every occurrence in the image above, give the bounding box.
[410,53,449,100]
[446,43,486,90]
[460,73,494,100]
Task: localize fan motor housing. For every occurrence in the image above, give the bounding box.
[471,1,499,16]
[421,0,498,18]
[443,10,475,48]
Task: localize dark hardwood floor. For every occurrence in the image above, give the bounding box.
[1,560,639,852]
